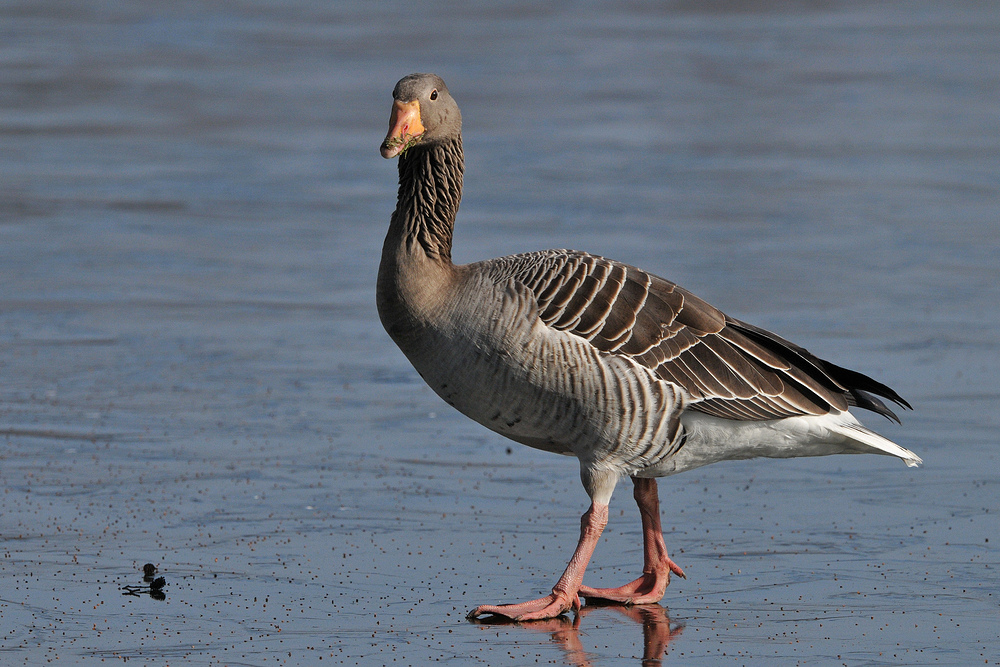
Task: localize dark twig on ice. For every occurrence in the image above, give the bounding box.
[121,563,167,600]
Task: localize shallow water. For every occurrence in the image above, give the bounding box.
[1,1,998,664]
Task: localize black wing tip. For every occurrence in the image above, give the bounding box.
[851,389,909,424]
[823,361,912,421]
[726,318,912,422]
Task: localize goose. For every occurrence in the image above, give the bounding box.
[376,73,920,622]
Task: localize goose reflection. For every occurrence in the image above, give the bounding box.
[471,603,683,665]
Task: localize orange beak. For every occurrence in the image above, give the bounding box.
[380,99,425,158]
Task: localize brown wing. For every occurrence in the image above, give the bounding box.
[488,249,909,422]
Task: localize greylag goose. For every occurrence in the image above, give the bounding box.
[377,73,920,622]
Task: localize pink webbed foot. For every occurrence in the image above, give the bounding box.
[581,477,686,605]
[467,590,582,622]
[469,501,611,622]
[579,556,685,605]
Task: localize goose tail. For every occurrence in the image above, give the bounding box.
[830,414,922,468]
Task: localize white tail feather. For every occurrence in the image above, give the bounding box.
[829,417,923,468]
[669,410,923,476]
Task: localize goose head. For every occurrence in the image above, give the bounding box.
[380,73,462,158]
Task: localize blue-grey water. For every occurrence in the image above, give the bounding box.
[2,1,998,664]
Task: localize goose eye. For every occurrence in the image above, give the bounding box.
[429,89,438,101]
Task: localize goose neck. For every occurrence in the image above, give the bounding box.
[388,136,464,263]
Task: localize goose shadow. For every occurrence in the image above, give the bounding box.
[470,603,683,665]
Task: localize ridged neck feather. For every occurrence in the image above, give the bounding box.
[389,136,464,262]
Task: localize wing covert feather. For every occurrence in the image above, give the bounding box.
[481,249,908,422]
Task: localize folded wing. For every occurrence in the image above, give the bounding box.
[487,250,910,422]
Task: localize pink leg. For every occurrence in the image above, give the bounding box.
[579,477,684,605]
[467,502,610,621]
